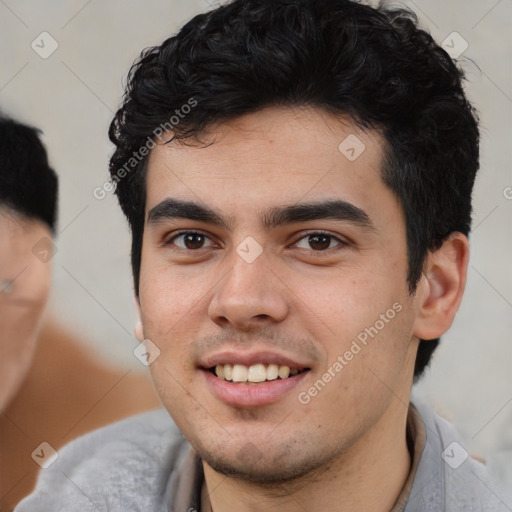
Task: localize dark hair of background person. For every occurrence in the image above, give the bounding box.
[0,115,58,233]
[108,0,480,380]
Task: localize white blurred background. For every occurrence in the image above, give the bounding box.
[1,0,511,460]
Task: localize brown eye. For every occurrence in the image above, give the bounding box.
[307,234,331,250]
[166,232,214,250]
[294,232,344,251]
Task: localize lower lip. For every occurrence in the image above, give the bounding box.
[202,369,309,407]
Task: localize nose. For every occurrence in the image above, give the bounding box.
[207,246,289,331]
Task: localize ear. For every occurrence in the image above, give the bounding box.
[133,293,144,343]
[412,232,470,340]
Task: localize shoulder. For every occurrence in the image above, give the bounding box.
[15,408,190,512]
[409,401,512,512]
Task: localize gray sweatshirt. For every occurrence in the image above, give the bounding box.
[15,401,512,512]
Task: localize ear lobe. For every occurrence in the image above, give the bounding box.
[412,233,470,340]
[133,293,144,343]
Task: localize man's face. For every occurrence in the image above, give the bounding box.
[139,107,422,482]
[0,209,52,409]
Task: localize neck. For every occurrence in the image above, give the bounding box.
[201,400,412,512]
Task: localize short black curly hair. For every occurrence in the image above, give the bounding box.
[108,0,479,380]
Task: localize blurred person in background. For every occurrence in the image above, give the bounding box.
[14,0,512,510]
[0,115,160,510]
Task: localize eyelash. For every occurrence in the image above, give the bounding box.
[163,230,348,255]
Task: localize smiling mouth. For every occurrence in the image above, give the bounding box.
[206,363,310,384]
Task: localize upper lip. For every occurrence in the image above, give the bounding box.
[199,349,311,370]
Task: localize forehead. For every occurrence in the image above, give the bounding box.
[0,209,50,259]
[0,208,37,239]
[144,106,397,229]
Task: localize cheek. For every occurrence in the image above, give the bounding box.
[291,268,391,339]
[140,272,206,335]
[138,259,210,379]
[294,268,413,381]
[33,262,52,308]
[140,250,198,323]
[0,304,42,406]
[0,307,37,357]
[0,263,51,349]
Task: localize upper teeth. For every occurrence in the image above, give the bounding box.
[215,364,300,383]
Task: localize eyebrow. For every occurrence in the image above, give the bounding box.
[147,198,376,232]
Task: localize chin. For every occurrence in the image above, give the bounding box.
[198,442,332,485]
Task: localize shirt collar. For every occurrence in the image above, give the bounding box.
[390,402,428,511]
